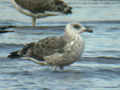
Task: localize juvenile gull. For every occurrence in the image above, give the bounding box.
[11,0,72,26]
[8,23,93,71]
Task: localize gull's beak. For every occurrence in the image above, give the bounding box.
[81,26,93,33]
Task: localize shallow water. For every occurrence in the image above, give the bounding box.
[0,0,120,90]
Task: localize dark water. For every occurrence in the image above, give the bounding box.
[0,0,120,90]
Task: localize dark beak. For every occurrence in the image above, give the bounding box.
[83,26,93,33]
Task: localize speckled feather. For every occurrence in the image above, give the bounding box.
[14,0,72,14]
[16,36,66,60]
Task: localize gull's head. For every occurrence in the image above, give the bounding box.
[66,23,93,34]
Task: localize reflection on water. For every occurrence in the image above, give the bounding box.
[0,0,120,90]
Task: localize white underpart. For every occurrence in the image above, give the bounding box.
[70,41,74,46]
[11,0,63,18]
[56,24,85,66]
[65,24,85,57]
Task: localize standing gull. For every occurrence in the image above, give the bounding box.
[8,23,93,71]
[11,0,72,26]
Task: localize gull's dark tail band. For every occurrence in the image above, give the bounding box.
[8,50,21,58]
[8,42,35,58]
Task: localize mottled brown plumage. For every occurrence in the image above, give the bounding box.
[8,24,93,71]
[8,36,66,60]
[15,0,71,14]
[11,0,72,26]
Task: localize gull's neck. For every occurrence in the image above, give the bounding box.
[64,26,82,42]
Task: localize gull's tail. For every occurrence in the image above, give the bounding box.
[8,42,35,58]
[8,50,21,58]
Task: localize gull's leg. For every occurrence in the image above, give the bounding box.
[52,66,57,71]
[59,66,64,71]
[32,17,36,27]
[48,65,52,70]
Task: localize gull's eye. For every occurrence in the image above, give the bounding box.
[73,24,81,29]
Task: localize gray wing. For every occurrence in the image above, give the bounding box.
[31,36,66,60]
[15,0,72,14]
[8,36,66,60]
[13,36,66,60]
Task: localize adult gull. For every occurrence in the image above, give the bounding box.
[11,0,72,26]
[8,23,93,71]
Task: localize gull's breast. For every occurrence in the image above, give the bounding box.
[71,35,85,59]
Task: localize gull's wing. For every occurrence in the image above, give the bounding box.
[8,36,66,60]
[31,36,66,60]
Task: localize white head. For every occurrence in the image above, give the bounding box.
[66,23,93,33]
[64,23,93,41]
[65,23,93,36]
